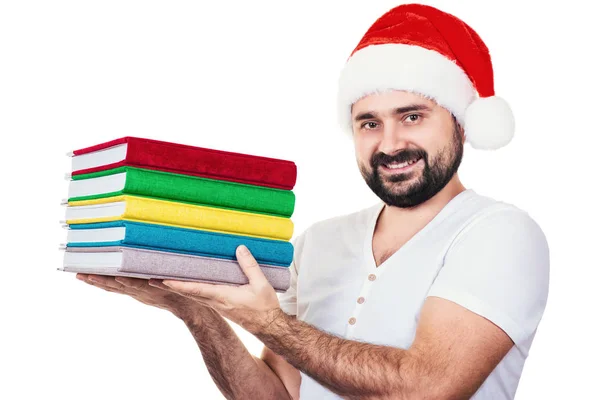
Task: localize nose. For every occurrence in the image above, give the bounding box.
[378,120,410,155]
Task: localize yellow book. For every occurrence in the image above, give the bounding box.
[65,195,293,241]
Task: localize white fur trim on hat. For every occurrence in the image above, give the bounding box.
[337,43,475,134]
[464,95,515,150]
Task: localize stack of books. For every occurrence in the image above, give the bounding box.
[58,137,297,292]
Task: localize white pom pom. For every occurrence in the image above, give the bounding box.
[464,96,515,150]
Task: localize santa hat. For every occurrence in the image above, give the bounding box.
[337,3,515,150]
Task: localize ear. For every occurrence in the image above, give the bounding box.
[452,114,466,144]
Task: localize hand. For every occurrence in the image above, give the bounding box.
[156,245,282,334]
[75,273,211,323]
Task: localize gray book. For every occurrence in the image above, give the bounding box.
[59,246,291,292]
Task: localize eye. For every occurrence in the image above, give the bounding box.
[361,121,380,130]
[404,114,421,123]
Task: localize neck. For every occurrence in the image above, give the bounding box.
[377,176,467,233]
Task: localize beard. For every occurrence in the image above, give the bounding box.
[359,120,464,208]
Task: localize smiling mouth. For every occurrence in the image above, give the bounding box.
[380,157,423,173]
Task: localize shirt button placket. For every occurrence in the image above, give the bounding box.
[346,272,378,338]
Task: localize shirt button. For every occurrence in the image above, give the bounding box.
[368,274,377,281]
[348,317,356,325]
[357,297,365,304]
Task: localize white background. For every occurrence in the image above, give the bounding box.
[1,0,598,399]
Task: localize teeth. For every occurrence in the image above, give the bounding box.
[386,157,420,169]
[387,162,409,169]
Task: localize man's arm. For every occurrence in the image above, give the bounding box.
[160,210,548,399]
[254,296,513,400]
[260,344,302,400]
[75,274,299,400]
[182,307,300,400]
[246,209,548,400]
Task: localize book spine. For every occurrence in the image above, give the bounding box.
[123,168,295,217]
[122,222,293,266]
[124,196,294,240]
[126,138,297,190]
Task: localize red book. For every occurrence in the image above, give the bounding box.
[69,136,297,190]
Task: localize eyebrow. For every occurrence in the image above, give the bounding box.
[353,104,432,122]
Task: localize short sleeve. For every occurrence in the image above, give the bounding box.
[427,208,550,348]
[277,233,304,316]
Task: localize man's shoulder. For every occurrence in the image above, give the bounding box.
[456,191,547,247]
[468,191,541,225]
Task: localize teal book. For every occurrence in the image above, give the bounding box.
[66,220,294,267]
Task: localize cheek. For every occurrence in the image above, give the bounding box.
[354,134,378,159]
[355,143,375,167]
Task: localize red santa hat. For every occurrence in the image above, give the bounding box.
[337,3,515,150]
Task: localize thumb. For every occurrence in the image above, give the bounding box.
[236,245,267,286]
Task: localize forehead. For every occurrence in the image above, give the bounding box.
[351,90,438,115]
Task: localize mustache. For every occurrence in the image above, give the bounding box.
[371,149,427,168]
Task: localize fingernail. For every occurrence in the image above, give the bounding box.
[238,245,249,255]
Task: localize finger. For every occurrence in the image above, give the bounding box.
[235,245,267,285]
[161,279,224,300]
[114,276,148,290]
[85,274,127,291]
[148,279,174,291]
[83,278,128,295]
[80,275,141,296]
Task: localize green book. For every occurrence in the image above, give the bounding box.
[67,166,295,217]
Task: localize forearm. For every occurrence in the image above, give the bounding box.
[182,307,291,400]
[254,309,425,399]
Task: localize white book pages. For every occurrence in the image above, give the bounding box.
[67,226,127,243]
[71,143,128,172]
[63,251,124,268]
[68,172,127,199]
[65,201,126,221]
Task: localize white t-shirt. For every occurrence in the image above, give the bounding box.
[277,188,550,399]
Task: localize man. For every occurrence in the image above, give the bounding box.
[77,4,549,399]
